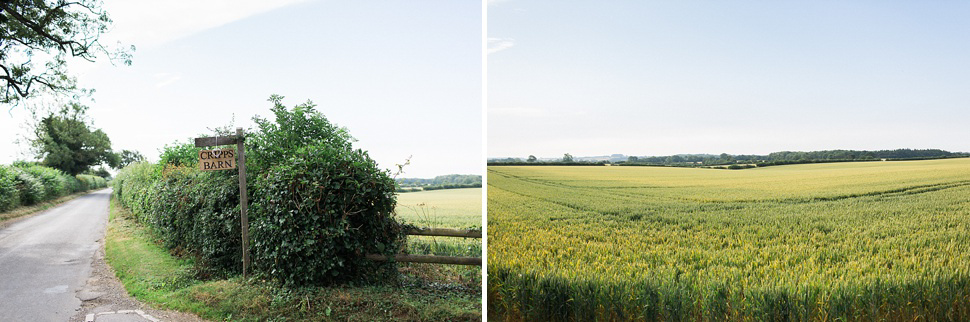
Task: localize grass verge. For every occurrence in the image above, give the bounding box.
[0,191,90,225]
[106,196,481,321]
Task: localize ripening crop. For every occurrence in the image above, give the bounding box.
[487,158,970,321]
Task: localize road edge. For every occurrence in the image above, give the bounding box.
[0,189,96,229]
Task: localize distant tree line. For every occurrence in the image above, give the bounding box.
[487,153,612,166]
[764,149,964,161]
[486,160,610,166]
[488,149,969,168]
[396,174,482,191]
[631,149,968,168]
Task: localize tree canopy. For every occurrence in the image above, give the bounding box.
[0,0,132,106]
[32,103,118,175]
[118,149,144,167]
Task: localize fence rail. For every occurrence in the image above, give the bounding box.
[367,227,482,266]
[406,227,482,238]
[366,254,481,266]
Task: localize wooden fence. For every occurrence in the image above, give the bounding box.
[366,227,482,266]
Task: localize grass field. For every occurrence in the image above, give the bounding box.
[487,159,970,321]
[396,188,482,229]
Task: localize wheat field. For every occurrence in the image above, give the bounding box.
[487,159,970,321]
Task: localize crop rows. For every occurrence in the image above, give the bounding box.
[487,159,970,320]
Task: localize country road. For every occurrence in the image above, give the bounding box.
[0,189,110,321]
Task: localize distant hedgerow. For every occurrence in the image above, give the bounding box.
[0,163,106,213]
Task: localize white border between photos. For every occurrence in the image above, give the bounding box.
[480,0,489,320]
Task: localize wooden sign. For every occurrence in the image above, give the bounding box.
[195,128,250,277]
[198,148,237,171]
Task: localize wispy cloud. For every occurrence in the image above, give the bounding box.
[487,37,515,55]
[153,73,182,88]
[489,107,546,118]
[103,0,311,48]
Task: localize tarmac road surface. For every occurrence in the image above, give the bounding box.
[0,189,111,321]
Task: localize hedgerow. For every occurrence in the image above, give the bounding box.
[113,163,242,274]
[76,174,107,191]
[18,164,69,200]
[113,95,404,285]
[11,167,45,206]
[0,165,19,212]
[0,163,107,213]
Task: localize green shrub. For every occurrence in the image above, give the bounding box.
[19,165,69,200]
[77,175,92,191]
[0,165,20,212]
[9,167,45,206]
[63,175,83,193]
[245,95,403,285]
[251,143,402,285]
[159,142,201,167]
[246,95,354,175]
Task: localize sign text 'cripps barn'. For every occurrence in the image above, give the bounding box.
[199,148,236,171]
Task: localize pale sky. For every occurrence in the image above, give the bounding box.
[488,1,970,159]
[1,0,482,178]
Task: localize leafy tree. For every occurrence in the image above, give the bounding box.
[247,94,354,175]
[118,149,145,167]
[32,103,118,175]
[85,166,110,179]
[0,0,133,105]
[562,153,574,163]
[158,142,199,167]
[527,155,537,163]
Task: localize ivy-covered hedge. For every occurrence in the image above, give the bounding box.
[251,143,401,285]
[114,163,241,274]
[0,163,108,213]
[113,95,404,285]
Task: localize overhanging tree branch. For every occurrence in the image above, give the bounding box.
[0,0,131,106]
[0,2,87,55]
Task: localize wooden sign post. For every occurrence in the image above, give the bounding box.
[195,128,250,278]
